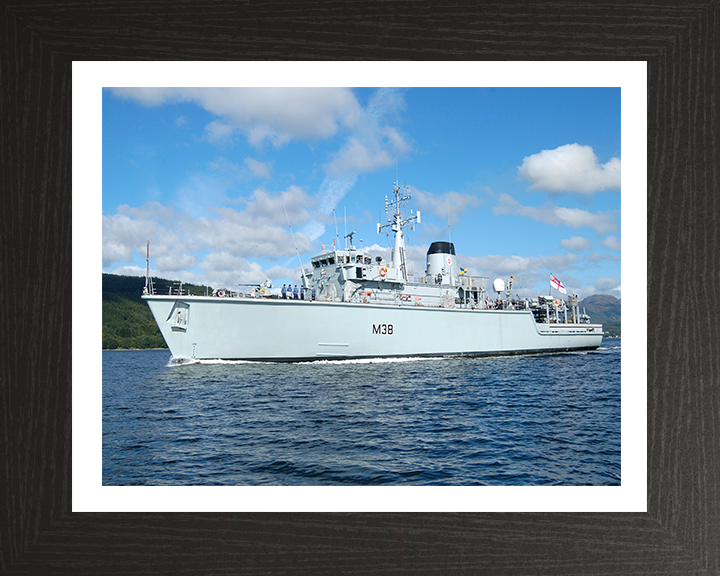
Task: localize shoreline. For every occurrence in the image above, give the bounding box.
[103,347,169,351]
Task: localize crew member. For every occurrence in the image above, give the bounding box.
[311,286,316,300]
[293,285,299,299]
[281,284,287,299]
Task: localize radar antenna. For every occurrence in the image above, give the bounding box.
[376,182,421,281]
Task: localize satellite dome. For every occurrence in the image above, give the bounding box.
[492,278,505,293]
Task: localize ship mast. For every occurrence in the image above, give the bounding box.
[145,240,149,293]
[377,182,420,281]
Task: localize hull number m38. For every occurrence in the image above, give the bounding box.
[372,323,394,335]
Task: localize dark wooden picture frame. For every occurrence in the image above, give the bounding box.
[2,2,718,574]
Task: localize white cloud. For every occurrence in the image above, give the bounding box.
[110,87,177,106]
[317,174,358,214]
[325,127,410,176]
[207,210,312,257]
[325,88,411,176]
[102,186,317,285]
[171,156,260,217]
[461,253,581,276]
[201,156,271,183]
[586,251,621,263]
[102,209,164,267]
[410,187,480,226]
[207,156,243,175]
[601,235,621,252]
[299,220,326,243]
[326,137,391,175]
[518,143,620,194]
[102,204,196,272]
[155,251,197,272]
[593,276,621,293]
[110,86,410,182]
[175,172,230,215]
[204,120,236,147]
[291,175,360,247]
[494,193,618,234]
[110,87,362,148]
[198,252,268,286]
[367,87,407,121]
[235,186,314,226]
[244,158,271,179]
[265,264,304,281]
[560,236,592,251]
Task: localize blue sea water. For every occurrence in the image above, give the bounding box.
[102,341,621,486]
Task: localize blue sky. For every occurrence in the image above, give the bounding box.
[102,87,621,299]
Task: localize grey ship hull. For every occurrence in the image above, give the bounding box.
[143,295,603,361]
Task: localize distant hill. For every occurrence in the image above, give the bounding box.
[580,294,621,337]
[102,274,213,350]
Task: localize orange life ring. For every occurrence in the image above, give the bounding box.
[379,267,386,277]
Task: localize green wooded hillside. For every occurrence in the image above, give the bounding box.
[102,274,212,350]
[580,294,621,337]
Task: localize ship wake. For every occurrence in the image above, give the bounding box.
[300,356,447,365]
[167,357,257,366]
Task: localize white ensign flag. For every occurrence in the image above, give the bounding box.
[550,273,567,294]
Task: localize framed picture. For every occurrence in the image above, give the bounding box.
[3,3,716,573]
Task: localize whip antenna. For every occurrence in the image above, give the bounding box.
[283,203,307,284]
[329,183,340,249]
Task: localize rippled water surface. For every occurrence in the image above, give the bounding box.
[103,341,621,485]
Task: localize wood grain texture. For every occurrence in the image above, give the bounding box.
[1,1,718,574]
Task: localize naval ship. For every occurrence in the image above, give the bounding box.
[142,182,603,361]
